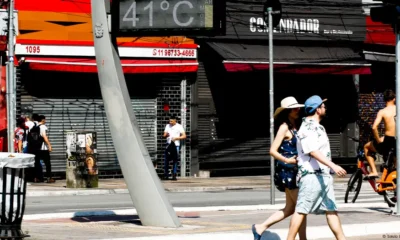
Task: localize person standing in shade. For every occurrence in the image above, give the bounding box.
[163,115,186,181]
[37,115,55,183]
[26,113,42,182]
[286,96,347,240]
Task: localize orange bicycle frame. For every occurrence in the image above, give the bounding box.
[376,169,397,192]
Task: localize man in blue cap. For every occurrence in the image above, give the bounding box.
[286,95,347,240]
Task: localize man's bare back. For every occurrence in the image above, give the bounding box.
[380,105,396,137]
[364,89,396,178]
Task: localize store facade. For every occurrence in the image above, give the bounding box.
[13,0,198,177]
[358,0,396,145]
[194,0,370,176]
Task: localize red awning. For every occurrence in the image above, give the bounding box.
[23,57,198,74]
[208,42,371,75]
[224,62,372,75]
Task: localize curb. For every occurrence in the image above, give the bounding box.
[92,221,400,240]
[165,186,268,192]
[23,202,390,221]
[25,186,268,196]
[26,183,350,197]
[26,189,129,197]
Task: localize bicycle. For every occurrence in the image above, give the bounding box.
[344,136,397,207]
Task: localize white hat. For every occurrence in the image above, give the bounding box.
[274,97,304,119]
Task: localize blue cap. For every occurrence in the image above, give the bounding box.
[304,95,327,114]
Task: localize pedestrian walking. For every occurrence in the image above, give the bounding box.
[252,97,307,240]
[286,95,347,240]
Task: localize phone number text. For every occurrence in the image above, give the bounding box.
[152,49,196,57]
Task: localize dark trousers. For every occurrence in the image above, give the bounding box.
[34,150,51,181]
[164,146,180,177]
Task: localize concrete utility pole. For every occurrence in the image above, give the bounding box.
[90,0,181,227]
[6,0,15,153]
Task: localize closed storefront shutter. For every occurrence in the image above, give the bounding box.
[20,94,157,175]
[197,63,216,162]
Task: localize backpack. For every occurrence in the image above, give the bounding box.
[27,123,44,152]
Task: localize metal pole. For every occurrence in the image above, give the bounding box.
[6,0,15,153]
[395,23,400,216]
[268,7,275,205]
[180,79,187,178]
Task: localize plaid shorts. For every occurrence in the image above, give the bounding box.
[295,173,338,214]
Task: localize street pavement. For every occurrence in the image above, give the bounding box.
[25,183,388,214]
[19,175,400,239]
[25,174,354,196]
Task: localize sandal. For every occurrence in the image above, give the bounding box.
[252,224,261,240]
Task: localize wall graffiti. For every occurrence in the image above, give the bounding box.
[358,93,385,145]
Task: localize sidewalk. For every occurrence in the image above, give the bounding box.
[26,175,352,196]
[21,207,400,240]
[23,175,399,239]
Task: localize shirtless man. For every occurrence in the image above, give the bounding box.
[363,89,396,179]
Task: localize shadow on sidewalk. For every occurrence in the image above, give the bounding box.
[71,214,141,225]
[367,207,393,214]
[69,212,200,226]
[261,231,281,240]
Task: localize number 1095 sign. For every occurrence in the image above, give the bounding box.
[116,0,225,36]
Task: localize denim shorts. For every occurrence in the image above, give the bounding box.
[295,173,338,214]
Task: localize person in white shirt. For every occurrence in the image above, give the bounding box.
[37,115,55,183]
[25,113,40,182]
[287,96,347,240]
[25,113,39,131]
[162,115,186,180]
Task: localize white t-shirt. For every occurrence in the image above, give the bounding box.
[40,124,48,151]
[296,118,332,174]
[25,120,36,131]
[164,123,185,146]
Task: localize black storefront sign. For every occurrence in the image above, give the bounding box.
[213,0,366,42]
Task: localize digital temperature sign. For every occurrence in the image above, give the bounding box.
[113,0,225,36]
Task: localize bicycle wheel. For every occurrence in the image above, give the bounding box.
[344,169,363,203]
[383,178,397,207]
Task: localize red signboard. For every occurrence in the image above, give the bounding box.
[365,16,395,46]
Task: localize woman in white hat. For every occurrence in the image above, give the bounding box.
[252,96,307,240]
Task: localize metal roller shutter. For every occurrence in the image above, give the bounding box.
[328,134,342,158]
[20,93,157,174]
[197,63,217,162]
